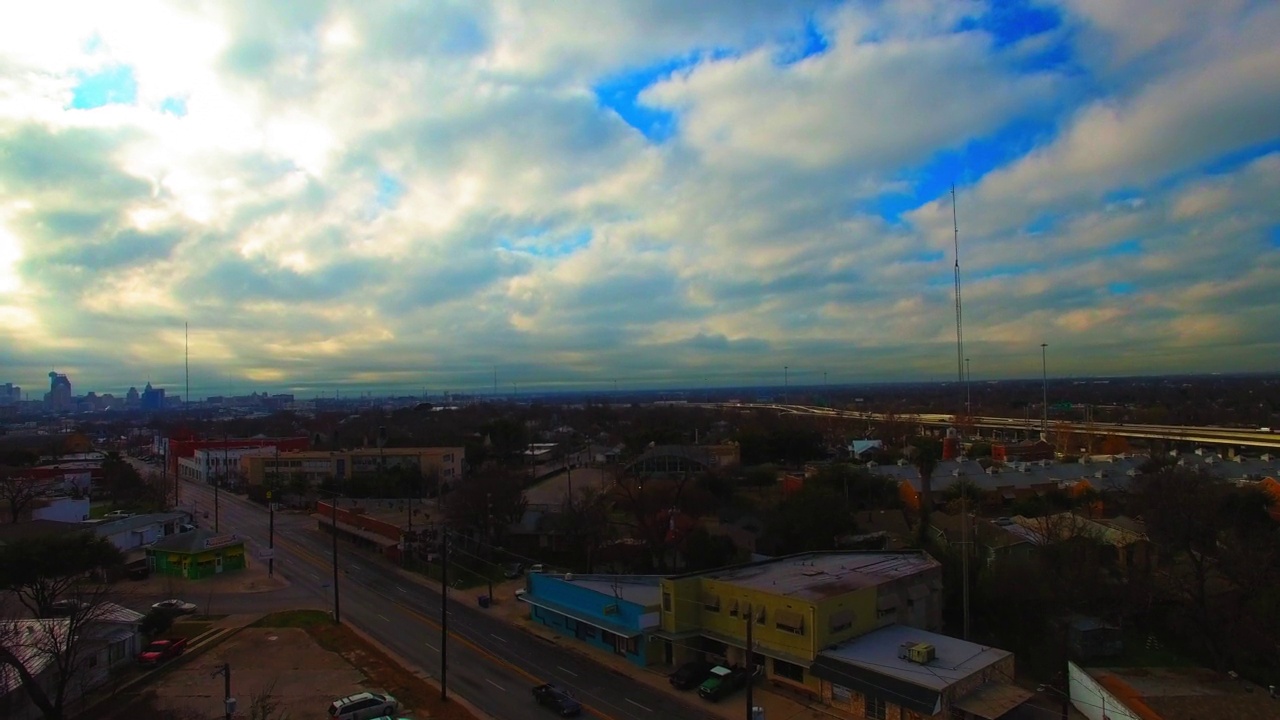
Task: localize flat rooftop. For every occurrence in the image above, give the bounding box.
[328,497,442,530]
[821,624,1011,691]
[1088,666,1280,720]
[703,551,938,601]
[559,575,662,607]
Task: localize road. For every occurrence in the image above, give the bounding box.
[694,402,1280,450]
[175,477,712,720]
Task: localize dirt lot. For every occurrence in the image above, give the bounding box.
[110,610,478,720]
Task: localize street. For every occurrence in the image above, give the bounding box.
[174,477,713,720]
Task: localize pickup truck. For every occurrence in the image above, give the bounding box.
[137,638,187,665]
[697,665,754,702]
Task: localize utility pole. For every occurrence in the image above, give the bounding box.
[1041,343,1049,437]
[441,528,449,702]
[211,662,233,720]
[269,444,278,577]
[332,494,340,623]
[744,603,754,720]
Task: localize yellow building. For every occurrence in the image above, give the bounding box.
[656,551,942,698]
[240,447,464,487]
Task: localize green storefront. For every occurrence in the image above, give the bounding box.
[147,529,247,579]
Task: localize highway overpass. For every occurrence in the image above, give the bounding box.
[693,402,1280,451]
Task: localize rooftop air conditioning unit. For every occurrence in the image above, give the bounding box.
[564,573,574,581]
[907,643,936,664]
[898,642,919,660]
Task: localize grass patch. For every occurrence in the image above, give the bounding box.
[303,621,478,720]
[252,609,333,628]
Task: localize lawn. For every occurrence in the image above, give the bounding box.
[253,609,479,720]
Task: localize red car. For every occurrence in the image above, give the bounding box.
[137,638,187,665]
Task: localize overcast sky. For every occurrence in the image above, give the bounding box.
[1,1,1278,399]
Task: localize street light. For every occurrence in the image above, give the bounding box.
[1041,343,1049,437]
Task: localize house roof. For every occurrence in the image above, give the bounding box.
[811,624,1013,716]
[149,528,242,554]
[0,618,69,696]
[553,575,662,607]
[92,511,190,537]
[1089,666,1280,720]
[0,519,89,546]
[696,551,939,602]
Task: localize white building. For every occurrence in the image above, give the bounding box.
[179,447,271,484]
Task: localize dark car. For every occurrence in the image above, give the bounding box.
[503,563,526,579]
[669,660,716,690]
[532,683,582,717]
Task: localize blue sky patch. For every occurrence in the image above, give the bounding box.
[868,116,1058,223]
[160,97,188,117]
[498,229,591,258]
[775,16,830,65]
[593,58,695,142]
[375,172,405,209]
[1270,224,1280,249]
[1025,213,1056,234]
[959,0,1061,48]
[1109,282,1137,295]
[1103,239,1142,257]
[69,65,138,109]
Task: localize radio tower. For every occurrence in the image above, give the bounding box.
[952,186,965,412]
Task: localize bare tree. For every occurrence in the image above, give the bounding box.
[0,470,41,524]
[248,678,289,720]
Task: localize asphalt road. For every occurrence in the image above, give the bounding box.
[173,477,715,720]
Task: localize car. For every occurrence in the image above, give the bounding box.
[151,599,198,615]
[669,659,716,691]
[528,563,546,574]
[103,510,134,518]
[532,683,582,717]
[697,665,754,702]
[514,588,528,602]
[328,691,399,719]
[503,562,526,579]
[137,637,187,665]
[48,599,89,616]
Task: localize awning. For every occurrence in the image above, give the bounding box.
[727,598,740,616]
[522,593,643,638]
[952,682,1034,719]
[701,593,721,610]
[811,654,940,716]
[775,608,805,632]
[829,609,855,630]
[311,514,397,548]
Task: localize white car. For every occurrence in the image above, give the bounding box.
[329,692,399,719]
[103,510,135,518]
[152,599,198,615]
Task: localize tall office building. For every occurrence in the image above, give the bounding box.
[45,372,72,410]
[0,383,19,405]
[140,382,166,410]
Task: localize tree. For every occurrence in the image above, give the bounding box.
[446,468,527,545]
[0,469,40,523]
[0,571,122,719]
[0,533,123,618]
[553,487,612,572]
[908,438,941,532]
[760,485,855,555]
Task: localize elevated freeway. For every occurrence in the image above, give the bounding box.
[694,402,1280,451]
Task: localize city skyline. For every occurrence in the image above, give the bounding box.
[2,2,1278,395]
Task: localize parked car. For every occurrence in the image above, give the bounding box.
[532,683,582,717]
[528,564,546,573]
[152,599,198,615]
[103,510,134,518]
[503,562,526,579]
[328,691,399,720]
[48,599,88,617]
[514,588,528,602]
[697,665,754,702]
[669,659,716,690]
[137,637,187,665]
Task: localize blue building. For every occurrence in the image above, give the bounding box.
[523,573,664,667]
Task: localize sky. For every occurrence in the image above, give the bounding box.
[1,1,1278,399]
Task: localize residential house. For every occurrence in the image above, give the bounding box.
[522,573,664,667]
[655,551,944,700]
[812,624,1032,720]
[1068,660,1278,720]
[0,603,144,720]
[91,512,195,561]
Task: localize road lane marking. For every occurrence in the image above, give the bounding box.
[490,633,507,643]
[557,666,578,677]
[625,699,653,712]
[377,613,390,622]
[396,585,407,592]
[424,641,438,652]
[485,679,505,691]
[269,533,627,720]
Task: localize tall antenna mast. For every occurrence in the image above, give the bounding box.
[952,185,965,412]
[185,322,190,410]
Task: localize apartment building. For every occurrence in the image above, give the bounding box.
[239,447,464,487]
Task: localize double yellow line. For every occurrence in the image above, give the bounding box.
[271,533,625,720]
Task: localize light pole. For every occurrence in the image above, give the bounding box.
[317,488,342,623]
[1040,343,1049,437]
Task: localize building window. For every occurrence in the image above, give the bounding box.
[877,607,896,619]
[775,609,805,635]
[866,696,887,720]
[728,599,740,618]
[772,659,805,683]
[755,605,766,625]
[626,636,639,655]
[702,594,721,612]
[829,609,854,634]
[662,592,672,612]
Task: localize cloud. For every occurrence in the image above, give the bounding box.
[0,1,1277,396]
